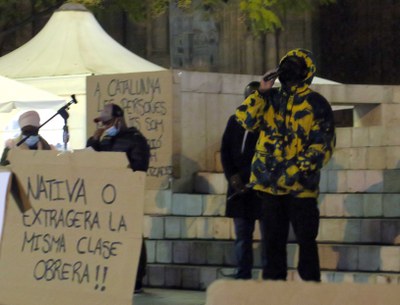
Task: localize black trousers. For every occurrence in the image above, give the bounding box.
[136,238,147,286]
[258,193,321,282]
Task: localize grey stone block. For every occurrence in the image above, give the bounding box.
[253,242,262,268]
[156,240,173,263]
[319,170,328,192]
[199,267,218,290]
[189,242,208,264]
[353,273,373,283]
[172,241,190,264]
[342,219,361,243]
[365,170,384,192]
[181,217,197,238]
[165,216,181,238]
[145,239,156,263]
[147,216,165,239]
[147,265,165,286]
[206,242,225,265]
[383,170,400,192]
[360,219,382,243]
[202,194,226,216]
[380,246,400,271]
[165,266,182,288]
[334,245,359,271]
[286,244,298,269]
[343,194,363,217]
[172,193,204,216]
[358,246,380,271]
[223,242,236,266]
[383,194,400,217]
[144,189,172,215]
[182,267,200,289]
[363,194,383,217]
[381,220,400,244]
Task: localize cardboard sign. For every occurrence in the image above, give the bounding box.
[0,150,146,305]
[206,280,400,305]
[86,71,173,190]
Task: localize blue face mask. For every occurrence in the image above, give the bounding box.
[105,126,119,137]
[24,135,40,147]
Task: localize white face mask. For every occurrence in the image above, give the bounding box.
[104,126,119,137]
[24,135,40,147]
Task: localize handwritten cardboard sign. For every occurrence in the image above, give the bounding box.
[0,150,145,305]
[86,71,173,190]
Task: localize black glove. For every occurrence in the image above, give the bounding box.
[229,173,245,192]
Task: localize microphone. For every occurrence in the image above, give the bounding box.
[263,69,282,82]
[93,117,101,123]
[227,183,255,202]
[70,94,78,105]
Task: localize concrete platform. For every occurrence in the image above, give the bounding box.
[133,288,206,305]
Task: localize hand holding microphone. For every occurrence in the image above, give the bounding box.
[93,116,109,140]
[260,68,280,92]
[263,69,281,81]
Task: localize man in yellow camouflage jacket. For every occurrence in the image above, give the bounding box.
[235,49,335,282]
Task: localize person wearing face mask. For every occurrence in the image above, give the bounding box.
[87,103,150,171]
[236,49,336,282]
[86,103,150,294]
[1,110,54,166]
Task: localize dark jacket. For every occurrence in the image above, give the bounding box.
[220,115,261,219]
[86,127,150,172]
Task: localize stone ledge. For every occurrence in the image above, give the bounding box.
[143,263,400,290]
[144,239,400,272]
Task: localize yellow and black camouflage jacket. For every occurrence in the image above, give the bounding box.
[235,49,336,198]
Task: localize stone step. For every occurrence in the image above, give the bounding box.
[145,191,400,218]
[143,264,400,290]
[143,216,400,245]
[320,169,400,193]
[144,240,400,273]
[319,193,400,218]
[193,169,400,194]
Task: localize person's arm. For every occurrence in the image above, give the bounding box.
[128,133,150,172]
[0,147,10,166]
[235,73,275,131]
[86,128,105,151]
[297,97,336,172]
[285,94,336,178]
[220,116,238,181]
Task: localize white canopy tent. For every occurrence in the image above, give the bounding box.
[0,75,65,113]
[0,4,164,77]
[0,3,165,150]
[0,75,67,153]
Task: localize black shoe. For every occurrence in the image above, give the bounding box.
[217,269,237,279]
[134,281,144,294]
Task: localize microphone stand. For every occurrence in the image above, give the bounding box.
[16,95,78,150]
